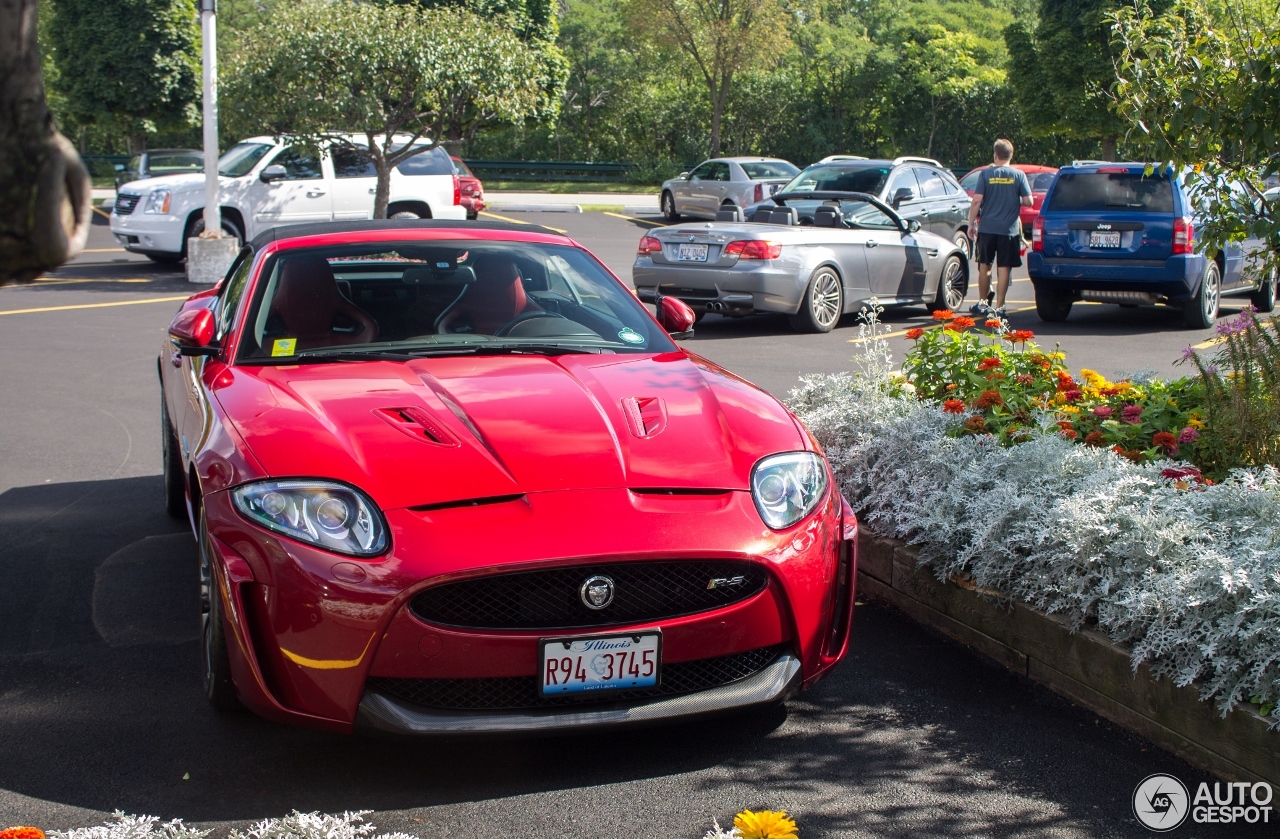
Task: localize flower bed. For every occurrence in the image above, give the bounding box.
[791,306,1280,723]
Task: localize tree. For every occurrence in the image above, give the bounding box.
[1,0,92,285]
[626,0,790,157]
[1004,0,1147,160]
[900,24,1005,157]
[46,0,200,152]
[223,0,557,219]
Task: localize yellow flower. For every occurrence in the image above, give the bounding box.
[1051,352,1066,361]
[734,810,799,839]
[1060,405,1080,414]
[1188,417,1206,429]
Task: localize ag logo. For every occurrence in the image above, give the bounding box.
[1133,774,1190,832]
[579,575,615,610]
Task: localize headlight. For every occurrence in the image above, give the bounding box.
[751,452,829,530]
[231,480,388,557]
[143,189,171,214]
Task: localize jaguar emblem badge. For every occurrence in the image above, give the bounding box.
[580,575,615,610]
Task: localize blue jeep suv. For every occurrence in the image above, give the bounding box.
[1028,163,1276,327]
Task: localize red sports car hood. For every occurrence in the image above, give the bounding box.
[216,352,804,510]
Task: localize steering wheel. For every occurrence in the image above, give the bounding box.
[494,311,569,337]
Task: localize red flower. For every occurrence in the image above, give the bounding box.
[943,398,966,414]
[1003,329,1035,344]
[905,327,925,340]
[952,316,976,329]
[1153,431,1177,451]
[0,829,45,839]
[1056,420,1074,430]
[987,371,1006,381]
[985,319,1003,329]
[1063,388,1083,402]
[1162,466,1203,483]
[977,357,1002,370]
[975,389,1003,409]
[1084,431,1105,447]
[964,415,988,432]
[1015,373,1035,385]
[1060,428,1078,440]
[931,309,956,321]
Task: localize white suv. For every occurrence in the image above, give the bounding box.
[110,135,466,263]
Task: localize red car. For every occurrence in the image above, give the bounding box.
[161,220,857,735]
[452,157,486,220]
[960,164,1058,238]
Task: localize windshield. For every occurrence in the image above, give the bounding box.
[741,161,799,179]
[237,240,675,363]
[780,164,891,195]
[1047,172,1175,213]
[219,143,273,177]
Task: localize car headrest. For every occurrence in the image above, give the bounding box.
[768,207,798,226]
[813,205,843,228]
[750,207,775,223]
[715,206,744,222]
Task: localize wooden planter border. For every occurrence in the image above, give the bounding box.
[856,530,1279,786]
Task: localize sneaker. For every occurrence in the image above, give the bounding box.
[968,303,985,315]
[994,306,1007,318]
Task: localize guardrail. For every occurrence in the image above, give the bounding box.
[462,159,634,183]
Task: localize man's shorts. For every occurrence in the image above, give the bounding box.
[975,233,1022,268]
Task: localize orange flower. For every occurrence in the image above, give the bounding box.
[1084,431,1105,447]
[1056,420,1073,430]
[1,829,45,839]
[1153,431,1177,451]
[964,415,988,432]
[987,371,1006,380]
[1060,428,1078,440]
[952,316,976,329]
[977,357,1002,370]
[945,383,958,390]
[985,319,1003,329]
[1003,329,1036,344]
[975,389,1003,409]
[905,327,925,340]
[943,398,966,414]
[931,309,955,321]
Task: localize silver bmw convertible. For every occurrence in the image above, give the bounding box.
[633,191,970,333]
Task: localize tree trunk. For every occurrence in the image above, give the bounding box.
[926,95,937,158]
[708,70,732,157]
[1102,135,1117,162]
[373,157,391,219]
[0,0,92,285]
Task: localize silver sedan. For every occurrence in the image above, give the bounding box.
[660,158,800,221]
[633,192,970,333]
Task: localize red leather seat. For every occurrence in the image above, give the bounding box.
[269,256,378,350]
[436,256,539,334]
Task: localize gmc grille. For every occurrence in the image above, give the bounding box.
[114,194,142,215]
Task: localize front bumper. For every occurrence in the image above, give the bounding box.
[110,211,186,256]
[356,651,801,735]
[633,259,805,315]
[1027,253,1206,301]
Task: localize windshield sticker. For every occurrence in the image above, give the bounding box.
[272,338,297,357]
[618,328,645,344]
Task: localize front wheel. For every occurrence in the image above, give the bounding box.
[161,394,186,520]
[932,255,968,312]
[1184,261,1221,328]
[390,210,424,220]
[661,191,680,222]
[952,231,971,260]
[789,267,843,333]
[188,215,243,246]
[1250,264,1277,312]
[200,514,243,712]
[1035,286,1074,322]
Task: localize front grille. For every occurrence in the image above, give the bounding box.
[410,560,768,630]
[114,194,141,215]
[367,644,787,711]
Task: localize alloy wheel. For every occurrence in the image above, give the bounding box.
[811,271,842,329]
[942,258,966,311]
[1202,264,1220,322]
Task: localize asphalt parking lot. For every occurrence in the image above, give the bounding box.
[0,211,1266,838]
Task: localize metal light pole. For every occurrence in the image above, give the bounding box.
[200,0,220,238]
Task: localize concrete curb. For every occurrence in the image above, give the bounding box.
[490,204,583,213]
[856,530,1279,787]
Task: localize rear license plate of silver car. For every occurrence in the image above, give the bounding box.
[1089,231,1121,248]
[677,244,709,262]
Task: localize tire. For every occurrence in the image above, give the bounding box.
[200,513,243,712]
[932,255,967,312]
[161,394,186,520]
[1035,285,1074,322]
[788,267,843,333]
[188,214,243,245]
[1184,261,1221,329]
[1250,264,1277,312]
[390,210,424,220]
[146,252,183,264]
[952,230,971,260]
[661,191,680,223]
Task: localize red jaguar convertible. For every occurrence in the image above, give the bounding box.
[161,220,857,734]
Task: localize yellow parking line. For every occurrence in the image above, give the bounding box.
[92,206,112,220]
[478,210,567,234]
[0,295,187,316]
[603,211,663,227]
[4,278,153,289]
[81,247,126,253]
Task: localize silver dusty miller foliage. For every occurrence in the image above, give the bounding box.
[790,335,1280,723]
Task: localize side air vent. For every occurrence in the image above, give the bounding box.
[621,396,667,438]
[375,407,457,446]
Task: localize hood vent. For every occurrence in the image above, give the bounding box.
[375,407,457,446]
[621,396,667,438]
[410,493,525,512]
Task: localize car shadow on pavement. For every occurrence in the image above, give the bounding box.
[1,476,1262,838]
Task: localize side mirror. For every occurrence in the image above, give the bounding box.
[891,187,914,209]
[658,296,696,339]
[260,164,287,183]
[678,172,689,180]
[169,308,219,356]
[906,219,921,234]
[114,164,125,172]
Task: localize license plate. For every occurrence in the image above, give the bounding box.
[1090,231,1121,248]
[677,244,708,262]
[540,631,661,696]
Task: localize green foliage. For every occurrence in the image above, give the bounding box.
[45,0,200,149]
[1181,310,1280,476]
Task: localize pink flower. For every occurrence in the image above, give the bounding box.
[1064,389,1083,402]
[1093,406,1113,418]
[1122,404,1144,424]
[1178,426,1200,443]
